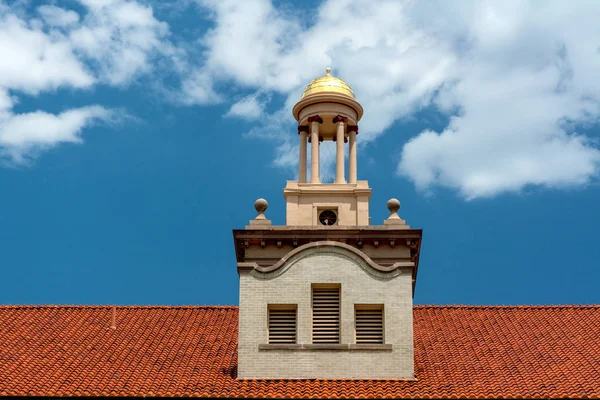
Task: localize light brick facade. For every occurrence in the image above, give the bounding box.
[238,244,414,379]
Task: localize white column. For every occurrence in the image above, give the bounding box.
[348,127,357,183]
[309,117,321,183]
[334,117,346,184]
[298,127,307,183]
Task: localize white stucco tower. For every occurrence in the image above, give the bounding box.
[234,69,423,380]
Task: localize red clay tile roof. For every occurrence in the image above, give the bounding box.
[0,305,598,398]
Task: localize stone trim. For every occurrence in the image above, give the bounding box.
[332,115,349,123]
[238,241,413,276]
[297,125,309,134]
[307,115,323,124]
[258,343,393,351]
[292,94,364,122]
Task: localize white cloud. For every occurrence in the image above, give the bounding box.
[0,106,110,147]
[196,0,304,92]
[180,70,222,105]
[189,0,600,199]
[0,0,174,165]
[225,94,268,120]
[0,13,93,94]
[398,1,600,198]
[38,5,80,27]
[0,102,112,165]
[70,0,172,85]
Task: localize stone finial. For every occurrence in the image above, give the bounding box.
[325,67,331,75]
[247,198,272,229]
[254,198,268,220]
[384,198,409,228]
[387,198,400,219]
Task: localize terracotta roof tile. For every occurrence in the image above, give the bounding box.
[0,305,598,398]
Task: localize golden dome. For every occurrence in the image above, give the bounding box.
[300,68,355,99]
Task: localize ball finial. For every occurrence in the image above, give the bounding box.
[387,198,400,213]
[384,198,407,226]
[248,198,271,226]
[325,67,331,75]
[254,198,268,213]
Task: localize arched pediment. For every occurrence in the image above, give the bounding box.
[237,241,413,279]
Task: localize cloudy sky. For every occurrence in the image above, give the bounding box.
[1,0,599,306]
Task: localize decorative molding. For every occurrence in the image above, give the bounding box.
[238,241,413,279]
[292,94,364,122]
[297,125,309,134]
[347,125,359,134]
[332,115,349,124]
[307,115,323,124]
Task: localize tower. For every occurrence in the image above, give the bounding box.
[234,69,422,379]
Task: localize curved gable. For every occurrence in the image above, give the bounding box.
[238,241,412,279]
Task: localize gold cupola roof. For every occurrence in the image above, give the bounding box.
[300,68,355,99]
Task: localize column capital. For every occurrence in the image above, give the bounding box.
[297,125,309,134]
[332,115,348,124]
[308,136,324,143]
[307,115,323,124]
[347,125,359,134]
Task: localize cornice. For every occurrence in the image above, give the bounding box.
[233,227,423,294]
[237,240,413,277]
[292,93,364,122]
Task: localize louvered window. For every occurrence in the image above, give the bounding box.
[312,286,340,344]
[268,306,297,344]
[355,305,384,344]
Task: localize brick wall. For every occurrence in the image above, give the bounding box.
[238,245,414,379]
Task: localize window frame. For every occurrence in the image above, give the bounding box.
[354,304,385,345]
[311,283,341,344]
[312,204,339,226]
[267,304,298,345]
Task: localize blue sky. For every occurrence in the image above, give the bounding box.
[0,0,599,306]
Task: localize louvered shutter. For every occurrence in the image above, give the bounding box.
[312,287,340,344]
[355,306,384,344]
[268,307,297,344]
